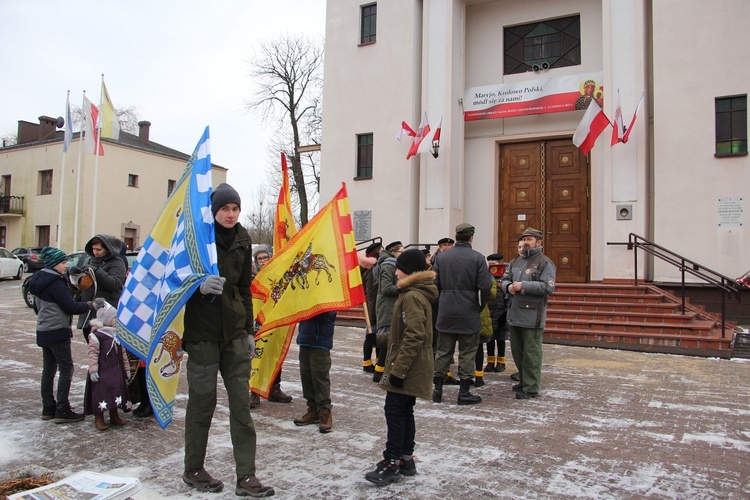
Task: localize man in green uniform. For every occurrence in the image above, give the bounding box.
[501,228,556,400]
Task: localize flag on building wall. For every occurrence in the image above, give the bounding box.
[274,153,298,252]
[611,90,625,146]
[622,91,645,144]
[63,92,73,153]
[573,100,610,155]
[406,113,431,159]
[82,96,104,156]
[116,127,217,429]
[251,183,365,337]
[418,116,442,155]
[100,81,120,140]
[396,121,416,141]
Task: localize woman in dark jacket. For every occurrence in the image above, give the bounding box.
[76,234,127,342]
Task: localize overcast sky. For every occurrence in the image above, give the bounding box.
[1,0,326,215]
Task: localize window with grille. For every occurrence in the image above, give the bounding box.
[356,133,374,179]
[360,3,377,45]
[39,170,53,195]
[715,95,748,156]
[504,15,580,75]
[128,174,139,187]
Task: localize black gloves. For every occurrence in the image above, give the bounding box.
[389,374,404,388]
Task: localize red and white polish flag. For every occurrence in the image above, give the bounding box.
[573,100,610,156]
[396,121,416,141]
[407,112,430,159]
[622,91,645,144]
[611,90,625,146]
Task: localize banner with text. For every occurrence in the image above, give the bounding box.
[464,72,604,121]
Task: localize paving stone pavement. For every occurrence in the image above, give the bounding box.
[0,276,748,499]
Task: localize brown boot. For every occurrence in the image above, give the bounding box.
[95,413,109,431]
[268,384,293,403]
[293,406,319,426]
[250,392,261,409]
[109,409,126,426]
[317,408,332,433]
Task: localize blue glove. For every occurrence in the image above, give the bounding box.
[389,374,404,388]
[90,372,100,383]
[200,275,225,295]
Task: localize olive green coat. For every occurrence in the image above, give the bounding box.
[379,270,438,400]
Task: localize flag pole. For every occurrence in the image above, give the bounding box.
[57,90,70,250]
[91,74,104,237]
[73,91,87,251]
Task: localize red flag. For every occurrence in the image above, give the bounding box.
[573,100,610,156]
[611,90,625,146]
[418,116,442,154]
[622,91,645,144]
[406,113,430,159]
[396,121,416,141]
[83,96,104,156]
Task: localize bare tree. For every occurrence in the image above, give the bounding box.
[72,105,140,134]
[246,33,324,226]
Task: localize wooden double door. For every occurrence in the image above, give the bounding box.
[499,139,589,283]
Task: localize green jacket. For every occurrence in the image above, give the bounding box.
[183,224,254,342]
[380,270,438,400]
[374,249,398,328]
[479,276,498,338]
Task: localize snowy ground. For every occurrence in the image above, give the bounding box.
[1,276,749,499]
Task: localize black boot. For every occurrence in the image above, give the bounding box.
[365,456,401,486]
[457,379,482,405]
[432,376,444,403]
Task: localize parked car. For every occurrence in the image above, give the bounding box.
[22,250,90,308]
[0,247,24,280]
[11,246,44,272]
[125,251,139,272]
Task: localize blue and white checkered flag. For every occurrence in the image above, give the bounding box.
[117,127,217,428]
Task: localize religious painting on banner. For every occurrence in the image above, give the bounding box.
[252,183,365,338]
[116,127,218,429]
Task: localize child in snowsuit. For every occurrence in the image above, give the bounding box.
[84,302,131,430]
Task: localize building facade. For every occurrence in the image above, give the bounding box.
[320,0,749,283]
[0,118,227,252]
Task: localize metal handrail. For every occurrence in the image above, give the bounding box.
[608,233,743,338]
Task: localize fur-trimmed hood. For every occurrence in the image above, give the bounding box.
[397,269,438,302]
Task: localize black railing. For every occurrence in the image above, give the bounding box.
[0,195,24,215]
[608,233,743,338]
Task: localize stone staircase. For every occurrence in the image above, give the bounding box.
[545,282,737,357]
[336,282,742,358]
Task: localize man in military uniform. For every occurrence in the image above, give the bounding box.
[501,228,556,400]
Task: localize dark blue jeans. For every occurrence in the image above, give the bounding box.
[384,391,417,459]
[41,339,75,410]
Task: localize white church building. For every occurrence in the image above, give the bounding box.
[319,0,749,285]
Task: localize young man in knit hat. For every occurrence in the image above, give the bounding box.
[181,183,274,497]
[432,223,493,405]
[366,248,438,486]
[501,228,556,399]
[29,247,103,423]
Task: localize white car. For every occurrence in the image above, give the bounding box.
[0,247,24,280]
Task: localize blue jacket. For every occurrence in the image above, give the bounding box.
[30,268,92,346]
[297,311,337,350]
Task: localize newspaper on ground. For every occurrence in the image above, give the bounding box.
[9,470,141,500]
